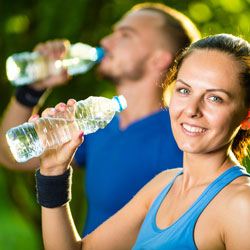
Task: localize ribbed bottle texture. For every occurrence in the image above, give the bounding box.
[6,95,127,162]
[6,43,105,86]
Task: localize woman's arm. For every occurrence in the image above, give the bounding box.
[41,179,150,250]
[35,100,165,250]
[42,204,82,249]
[40,162,169,250]
[223,181,250,250]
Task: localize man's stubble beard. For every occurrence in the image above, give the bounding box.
[96,57,148,85]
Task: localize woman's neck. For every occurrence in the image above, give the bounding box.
[180,150,237,191]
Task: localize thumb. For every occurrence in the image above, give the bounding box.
[58,130,84,164]
[70,130,84,149]
[76,130,84,145]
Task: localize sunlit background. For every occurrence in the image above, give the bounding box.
[0,0,250,249]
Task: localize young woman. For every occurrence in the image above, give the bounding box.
[33,34,250,249]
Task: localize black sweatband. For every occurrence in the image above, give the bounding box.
[35,167,72,208]
[15,85,46,107]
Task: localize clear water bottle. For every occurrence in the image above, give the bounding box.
[6,95,127,162]
[6,43,105,86]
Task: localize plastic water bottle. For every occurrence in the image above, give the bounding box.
[6,95,127,162]
[6,43,105,86]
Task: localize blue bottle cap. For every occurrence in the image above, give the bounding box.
[95,47,105,62]
[113,95,127,112]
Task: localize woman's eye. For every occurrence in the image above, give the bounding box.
[209,96,223,103]
[177,88,190,95]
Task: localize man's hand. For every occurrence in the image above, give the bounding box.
[30,39,72,91]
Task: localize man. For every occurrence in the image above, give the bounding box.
[0,3,200,236]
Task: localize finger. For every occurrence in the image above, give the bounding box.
[77,130,84,145]
[41,108,56,118]
[67,98,76,106]
[28,114,40,123]
[33,39,69,60]
[33,42,45,54]
[42,41,58,59]
[66,99,76,119]
[55,102,67,111]
[54,103,67,119]
[34,41,54,58]
[53,39,70,59]
[45,39,70,60]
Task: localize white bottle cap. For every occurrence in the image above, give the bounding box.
[114,95,127,112]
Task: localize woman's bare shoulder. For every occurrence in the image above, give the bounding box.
[229,175,250,206]
[145,168,182,190]
[218,174,250,223]
[139,168,182,209]
[218,176,250,247]
[155,167,182,182]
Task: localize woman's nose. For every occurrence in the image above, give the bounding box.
[184,97,203,118]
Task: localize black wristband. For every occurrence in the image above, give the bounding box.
[35,167,72,208]
[15,85,46,107]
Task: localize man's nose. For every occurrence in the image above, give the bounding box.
[100,33,115,50]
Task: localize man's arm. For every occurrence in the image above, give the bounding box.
[0,98,40,170]
[0,39,70,170]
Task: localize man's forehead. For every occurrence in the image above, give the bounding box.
[114,10,163,31]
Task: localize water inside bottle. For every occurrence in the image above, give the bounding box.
[6,117,109,162]
[6,52,48,86]
[6,122,44,162]
[34,117,107,149]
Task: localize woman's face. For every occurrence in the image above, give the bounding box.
[169,49,248,155]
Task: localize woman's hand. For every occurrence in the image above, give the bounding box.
[29,99,84,176]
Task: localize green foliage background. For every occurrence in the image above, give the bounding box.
[0,0,250,249]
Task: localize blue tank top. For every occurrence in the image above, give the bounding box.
[132,166,250,249]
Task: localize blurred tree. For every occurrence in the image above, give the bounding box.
[0,0,250,249]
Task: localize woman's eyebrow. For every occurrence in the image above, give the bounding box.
[176,79,232,97]
[176,79,191,87]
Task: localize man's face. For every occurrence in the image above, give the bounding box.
[98,10,164,83]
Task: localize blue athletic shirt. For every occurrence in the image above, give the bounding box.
[132,166,250,249]
[74,109,183,236]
